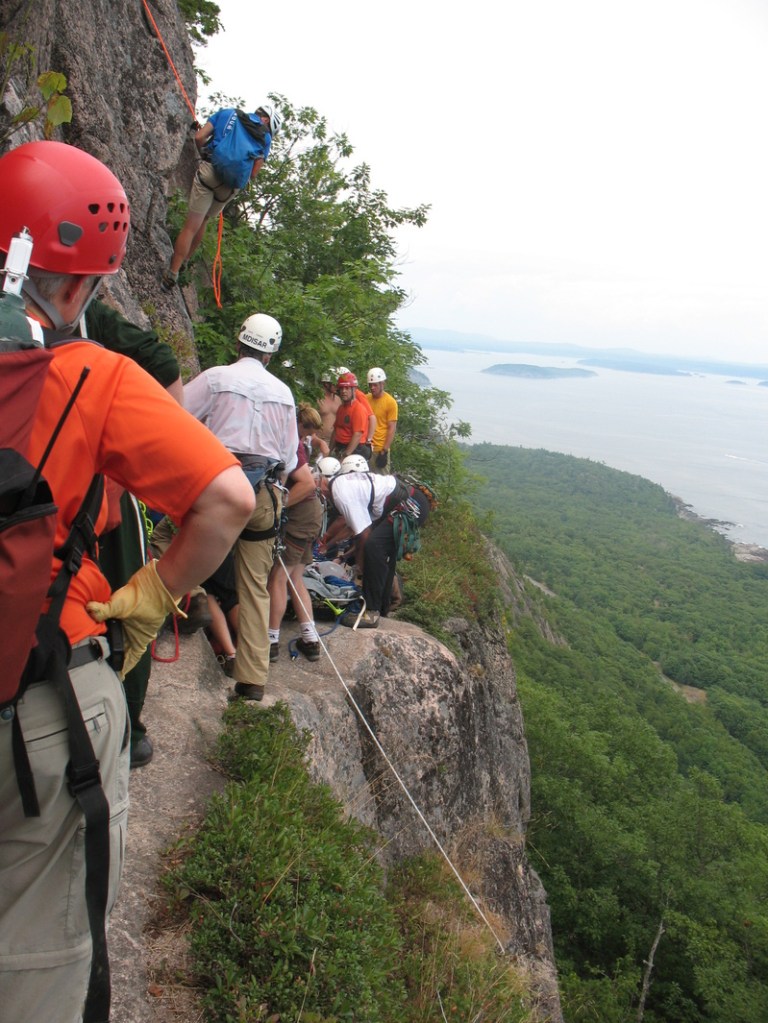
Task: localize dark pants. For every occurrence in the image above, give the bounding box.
[361,489,430,614]
[333,442,371,462]
[98,492,150,744]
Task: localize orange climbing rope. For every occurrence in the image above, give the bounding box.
[141,0,225,307]
[212,210,224,308]
[140,0,196,119]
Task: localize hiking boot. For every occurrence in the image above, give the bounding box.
[160,268,178,292]
[130,735,154,769]
[177,592,212,634]
[296,638,321,661]
[269,642,279,663]
[340,609,379,629]
[217,653,236,677]
[234,681,265,702]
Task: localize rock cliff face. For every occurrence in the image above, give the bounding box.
[0,0,199,361]
[2,3,561,1017]
[270,612,562,1021]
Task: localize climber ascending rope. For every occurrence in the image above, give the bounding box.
[160,103,281,296]
[140,0,280,305]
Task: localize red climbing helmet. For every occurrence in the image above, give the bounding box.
[337,371,358,389]
[0,141,130,275]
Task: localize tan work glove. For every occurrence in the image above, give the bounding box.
[87,559,186,679]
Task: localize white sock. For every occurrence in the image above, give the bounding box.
[300,621,319,642]
[269,629,280,644]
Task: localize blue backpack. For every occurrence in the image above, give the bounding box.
[206,108,270,190]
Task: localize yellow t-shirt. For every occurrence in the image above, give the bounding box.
[368,391,398,452]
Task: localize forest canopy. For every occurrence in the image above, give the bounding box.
[465,443,768,1023]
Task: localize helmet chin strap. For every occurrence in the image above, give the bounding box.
[23,274,102,336]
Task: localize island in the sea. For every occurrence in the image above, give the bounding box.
[482,363,597,379]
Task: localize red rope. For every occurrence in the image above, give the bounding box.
[150,614,180,663]
[141,0,197,119]
[212,212,224,309]
[151,593,189,664]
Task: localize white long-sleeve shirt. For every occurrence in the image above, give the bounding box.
[184,356,298,476]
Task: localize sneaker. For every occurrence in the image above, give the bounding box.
[177,592,212,634]
[269,642,279,663]
[234,681,265,702]
[160,268,178,292]
[296,638,321,661]
[130,735,154,769]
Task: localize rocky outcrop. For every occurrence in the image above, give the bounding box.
[269,613,562,1021]
[112,605,562,1023]
[0,0,200,366]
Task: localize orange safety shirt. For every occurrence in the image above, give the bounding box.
[333,397,368,446]
[28,341,238,644]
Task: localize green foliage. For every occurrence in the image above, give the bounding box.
[0,29,72,146]
[177,0,222,43]
[167,704,536,1023]
[168,702,407,1022]
[388,857,531,1023]
[465,444,768,1023]
[394,499,501,647]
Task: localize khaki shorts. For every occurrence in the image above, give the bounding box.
[188,160,241,218]
[282,497,323,568]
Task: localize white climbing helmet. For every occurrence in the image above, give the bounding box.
[321,366,349,384]
[339,454,369,474]
[258,103,282,136]
[316,456,341,478]
[238,313,282,353]
[367,367,386,384]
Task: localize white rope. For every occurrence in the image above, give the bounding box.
[278,552,507,953]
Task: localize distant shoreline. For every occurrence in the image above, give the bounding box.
[410,333,768,380]
[482,363,596,380]
[671,497,768,563]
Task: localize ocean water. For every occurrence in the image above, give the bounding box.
[422,349,768,549]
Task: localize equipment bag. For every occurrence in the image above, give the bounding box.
[206,108,269,190]
[0,340,58,696]
[391,501,423,561]
[387,475,437,561]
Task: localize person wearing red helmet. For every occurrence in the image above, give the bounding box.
[0,141,254,1023]
[330,371,373,461]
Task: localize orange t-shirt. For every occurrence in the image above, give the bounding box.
[28,341,238,644]
[333,397,368,446]
[355,391,373,417]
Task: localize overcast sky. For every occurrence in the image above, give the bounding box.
[196,0,768,363]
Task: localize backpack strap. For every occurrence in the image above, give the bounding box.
[236,108,269,144]
[16,473,105,816]
[14,471,113,1022]
[47,626,112,1023]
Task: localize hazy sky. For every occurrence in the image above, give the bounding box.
[196,0,768,363]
